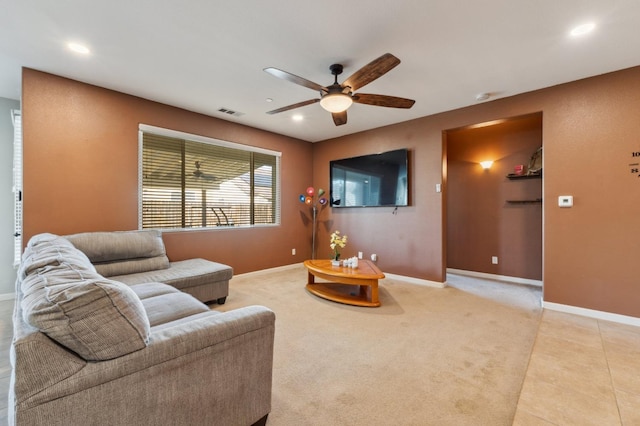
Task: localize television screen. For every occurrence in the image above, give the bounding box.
[330,148,409,208]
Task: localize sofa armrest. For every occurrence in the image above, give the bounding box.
[18,306,275,411]
[149,304,274,358]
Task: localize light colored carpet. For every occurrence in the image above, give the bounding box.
[218,265,542,425]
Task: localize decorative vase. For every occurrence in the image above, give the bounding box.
[331,259,341,267]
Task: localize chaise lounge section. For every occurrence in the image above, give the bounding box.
[64,230,232,304]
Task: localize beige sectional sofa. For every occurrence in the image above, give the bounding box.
[10,232,275,426]
[64,230,232,304]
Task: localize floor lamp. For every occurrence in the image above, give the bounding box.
[299,187,327,259]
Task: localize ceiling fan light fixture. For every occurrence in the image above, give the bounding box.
[320,93,353,113]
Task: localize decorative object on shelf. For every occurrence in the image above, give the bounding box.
[507,147,543,179]
[526,147,542,176]
[329,230,347,261]
[514,164,524,175]
[299,186,327,259]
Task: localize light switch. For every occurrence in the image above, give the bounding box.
[558,195,573,208]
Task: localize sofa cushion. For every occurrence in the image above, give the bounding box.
[65,230,170,277]
[114,258,233,291]
[130,282,211,327]
[24,277,150,361]
[19,233,97,278]
[20,234,150,361]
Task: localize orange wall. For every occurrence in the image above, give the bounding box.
[312,120,446,281]
[314,66,640,317]
[446,113,543,280]
[21,68,313,274]
[23,65,640,318]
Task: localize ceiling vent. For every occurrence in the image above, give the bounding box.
[217,108,244,117]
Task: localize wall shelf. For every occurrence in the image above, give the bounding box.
[506,199,543,204]
[506,173,542,180]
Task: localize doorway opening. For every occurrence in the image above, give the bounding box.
[443,112,543,286]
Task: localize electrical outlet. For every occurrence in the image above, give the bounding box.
[358,251,363,259]
[371,253,377,262]
[492,256,498,264]
[292,248,296,255]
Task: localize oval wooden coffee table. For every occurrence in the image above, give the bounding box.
[304,259,385,307]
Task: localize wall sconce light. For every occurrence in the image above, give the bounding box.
[480,160,494,170]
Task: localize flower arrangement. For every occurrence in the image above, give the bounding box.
[329,230,347,260]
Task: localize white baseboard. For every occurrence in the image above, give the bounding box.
[446,268,543,287]
[384,273,447,288]
[235,262,303,278]
[236,263,448,289]
[0,292,15,301]
[543,301,640,327]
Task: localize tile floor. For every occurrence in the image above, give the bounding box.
[1,291,638,425]
[514,310,640,425]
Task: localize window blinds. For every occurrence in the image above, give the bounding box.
[140,127,280,230]
[12,110,22,266]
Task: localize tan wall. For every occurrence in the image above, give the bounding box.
[446,113,543,280]
[542,69,640,316]
[23,65,640,317]
[314,66,640,317]
[312,121,447,282]
[22,69,313,274]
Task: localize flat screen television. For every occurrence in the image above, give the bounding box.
[330,148,409,208]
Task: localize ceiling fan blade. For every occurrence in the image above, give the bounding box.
[266,99,320,114]
[352,93,415,109]
[343,53,401,92]
[332,111,347,126]
[264,67,327,92]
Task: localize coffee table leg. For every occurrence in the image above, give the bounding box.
[370,282,379,305]
[357,281,379,305]
[308,270,315,285]
[359,285,367,299]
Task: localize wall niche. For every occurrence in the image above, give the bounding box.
[446,112,543,281]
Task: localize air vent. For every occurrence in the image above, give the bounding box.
[217,108,245,117]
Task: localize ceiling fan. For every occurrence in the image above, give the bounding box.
[192,161,217,181]
[264,53,415,126]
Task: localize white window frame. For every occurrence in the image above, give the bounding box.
[138,124,281,231]
[12,109,22,266]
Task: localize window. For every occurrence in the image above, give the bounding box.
[12,110,22,266]
[139,125,280,230]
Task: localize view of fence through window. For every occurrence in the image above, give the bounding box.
[140,129,280,230]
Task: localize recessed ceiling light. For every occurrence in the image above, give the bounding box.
[475,93,490,101]
[67,42,90,55]
[266,98,273,103]
[292,114,304,122]
[570,22,596,37]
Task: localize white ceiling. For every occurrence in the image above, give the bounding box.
[1,0,639,142]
